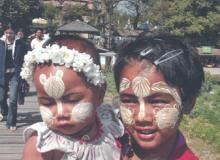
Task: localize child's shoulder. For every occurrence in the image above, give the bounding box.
[97,104,124,138]
[23,122,48,143]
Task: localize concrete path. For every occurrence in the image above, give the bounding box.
[0,84,40,160]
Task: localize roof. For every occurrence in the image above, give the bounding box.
[57,20,99,33]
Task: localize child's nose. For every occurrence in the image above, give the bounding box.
[54,101,71,118]
[136,102,154,122]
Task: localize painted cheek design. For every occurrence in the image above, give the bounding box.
[39,70,65,99]
[154,107,180,129]
[132,76,151,120]
[151,81,182,107]
[71,102,94,123]
[119,78,130,92]
[39,106,54,126]
[120,105,135,126]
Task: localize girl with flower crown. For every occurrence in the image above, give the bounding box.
[22,35,124,160]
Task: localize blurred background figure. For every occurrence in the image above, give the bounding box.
[16,28,30,105]
[0,26,27,131]
[30,28,46,50]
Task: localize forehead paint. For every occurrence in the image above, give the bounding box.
[71,102,94,123]
[132,76,150,97]
[132,76,150,120]
[39,70,65,99]
[119,78,130,92]
[39,106,53,126]
[151,81,182,107]
[120,105,135,126]
[154,107,180,129]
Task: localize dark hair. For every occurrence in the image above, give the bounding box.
[44,34,100,66]
[35,28,43,33]
[3,26,15,32]
[114,33,204,112]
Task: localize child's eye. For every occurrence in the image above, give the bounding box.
[121,99,137,105]
[40,101,55,107]
[64,99,80,104]
[149,99,171,107]
[151,99,169,104]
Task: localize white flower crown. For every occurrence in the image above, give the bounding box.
[20,44,105,86]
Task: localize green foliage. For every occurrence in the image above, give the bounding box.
[181,74,220,152]
[43,3,59,21]
[63,5,91,22]
[143,0,220,45]
[201,72,215,92]
[112,11,131,28]
[0,0,42,30]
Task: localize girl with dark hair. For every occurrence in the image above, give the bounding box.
[114,33,204,160]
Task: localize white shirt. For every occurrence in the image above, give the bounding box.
[30,38,46,50]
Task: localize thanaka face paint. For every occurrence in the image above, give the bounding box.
[132,76,151,120]
[120,105,135,126]
[38,70,95,127]
[39,102,94,127]
[119,75,182,129]
[39,70,65,116]
[119,78,130,92]
[39,105,53,126]
[71,102,94,122]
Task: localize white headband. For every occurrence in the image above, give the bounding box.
[20,44,105,86]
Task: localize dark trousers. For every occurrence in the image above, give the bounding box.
[0,73,19,127]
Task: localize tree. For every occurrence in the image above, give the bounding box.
[43,3,59,21]
[93,0,122,30]
[120,0,149,29]
[144,0,220,45]
[63,4,91,22]
[0,0,42,32]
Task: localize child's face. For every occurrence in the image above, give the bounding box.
[118,59,182,150]
[34,64,103,136]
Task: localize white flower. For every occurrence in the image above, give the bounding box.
[20,44,105,86]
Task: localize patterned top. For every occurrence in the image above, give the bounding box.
[24,104,124,160]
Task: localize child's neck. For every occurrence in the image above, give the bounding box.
[71,116,102,143]
[131,133,178,160]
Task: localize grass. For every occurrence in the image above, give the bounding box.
[104,70,220,152]
[181,74,220,152]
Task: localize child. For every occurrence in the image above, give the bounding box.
[21,35,124,160]
[113,33,204,160]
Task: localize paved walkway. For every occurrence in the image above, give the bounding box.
[0,85,40,160]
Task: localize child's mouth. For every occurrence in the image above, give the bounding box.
[135,126,157,140]
[137,130,156,134]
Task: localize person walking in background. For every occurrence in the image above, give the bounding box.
[30,28,46,50]
[0,26,27,131]
[16,28,30,105]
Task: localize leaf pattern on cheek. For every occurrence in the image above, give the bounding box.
[120,105,135,126]
[154,107,180,129]
[40,106,54,126]
[71,103,94,123]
